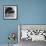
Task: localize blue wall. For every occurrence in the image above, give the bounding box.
[0,0,46,44]
[20,0,46,24]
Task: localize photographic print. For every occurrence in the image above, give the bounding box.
[18,24,46,41]
[18,25,46,46]
[3,5,17,19]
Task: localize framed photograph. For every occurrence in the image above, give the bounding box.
[18,24,46,42]
[3,5,17,19]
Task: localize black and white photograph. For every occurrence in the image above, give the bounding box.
[18,25,46,46]
[4,5,17,19]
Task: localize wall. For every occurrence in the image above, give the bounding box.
[0,0,19,44]
[0,0,46,45]
[20,0,46,24]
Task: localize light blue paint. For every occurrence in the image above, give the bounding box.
[20,0,46,24]
[0,0,46,44]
